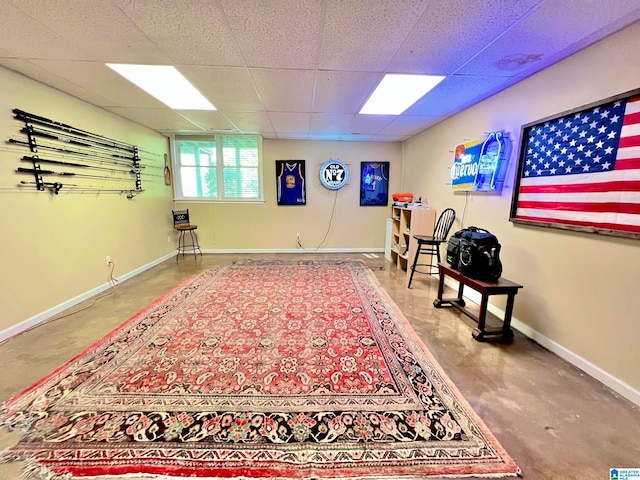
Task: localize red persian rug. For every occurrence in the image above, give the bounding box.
[1,260,520,479]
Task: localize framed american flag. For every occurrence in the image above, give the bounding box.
[509,88,640,239]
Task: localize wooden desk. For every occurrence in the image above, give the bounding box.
[433,262,523,343]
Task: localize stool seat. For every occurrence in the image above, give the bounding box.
[175,224,197,231]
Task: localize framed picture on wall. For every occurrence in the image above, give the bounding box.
[509,88,640,239]
[276,160,306,205]
[360,161,389,206]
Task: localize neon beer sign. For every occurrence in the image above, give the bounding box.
[451,131,507,191]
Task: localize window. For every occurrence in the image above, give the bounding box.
[173,135,263,201]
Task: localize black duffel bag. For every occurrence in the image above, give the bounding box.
[446,226,502,282]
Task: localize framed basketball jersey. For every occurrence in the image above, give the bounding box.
[360,161,389,206]
[276,160,306,205]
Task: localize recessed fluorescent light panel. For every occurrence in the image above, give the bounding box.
[106,64,215,110]
[359,74,445,115]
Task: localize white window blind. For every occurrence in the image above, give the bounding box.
[173,135,263,201]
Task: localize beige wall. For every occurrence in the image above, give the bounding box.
[0,67,174,332]
[176,139,402,251]
[402,22,640,393]
[0,66,402,333]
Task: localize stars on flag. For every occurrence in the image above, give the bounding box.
[523,101,625,177]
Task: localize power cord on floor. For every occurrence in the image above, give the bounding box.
[0,261,119,347]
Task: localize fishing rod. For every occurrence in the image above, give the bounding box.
[13,109,160,156]
[9,138,130,165]
[20,125,137,157]
[9,138,162,171]
[20,181,143,197]
[9,134,139,163]
[14,109,136,153]
[16,167,134,182]
[21,155,138,175]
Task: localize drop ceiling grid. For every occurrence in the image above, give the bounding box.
[1,0,639,141]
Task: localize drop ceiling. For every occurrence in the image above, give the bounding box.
[0,0,639,141]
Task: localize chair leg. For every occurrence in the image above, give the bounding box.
[434,246,441,275]
[176,231,185,260]
[408,244,421,288]
[189,230,202,259]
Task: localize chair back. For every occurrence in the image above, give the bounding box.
[433,208,456,242]
[172,209,191,227]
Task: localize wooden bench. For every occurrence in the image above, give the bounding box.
[433,262,523,343]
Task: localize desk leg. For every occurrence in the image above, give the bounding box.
[472,293,489,339]
[456,281,466,307]
[433,269,446,307]
[501,293,516,342]
[473,293,516,343]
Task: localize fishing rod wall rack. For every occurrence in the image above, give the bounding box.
[11,109,143,197]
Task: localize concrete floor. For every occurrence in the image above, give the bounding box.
[1,253,639,480]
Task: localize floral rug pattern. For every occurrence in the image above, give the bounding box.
[0,260,519,479]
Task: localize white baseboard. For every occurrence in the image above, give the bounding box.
[443,277,640,408]
[0,252,176,343]
[203,248,385,254]
[1,250,381,343]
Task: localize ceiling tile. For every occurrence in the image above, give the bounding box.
[370,134,405,142]
[318,0,428,71]
[179,66,264,112]
[457,0,640,76]
[339,133,374,141]
[388,0,543,75]
[313,70,381,113]
[176,111,239,133]
[29,60,166,109]
[104,107,204,132]
[405,75,518,116]
[268,112,311,135]
[347,115,395,135]
[8,0,170,64]
[114,0,244,66]
[309,113,354,134]
[378,115,442,137]
[0,59,117,107]
[223,112,274,136]
[307,133,346,141]
[220,0,322,69]
[0,2,91,60]
[250,69,315,112]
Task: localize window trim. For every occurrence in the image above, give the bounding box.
[170,134,264,203]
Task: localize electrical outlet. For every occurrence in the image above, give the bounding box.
[168,235,171,243]
[106,255,111,266]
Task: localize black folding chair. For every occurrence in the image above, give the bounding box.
[407,208,456,288]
